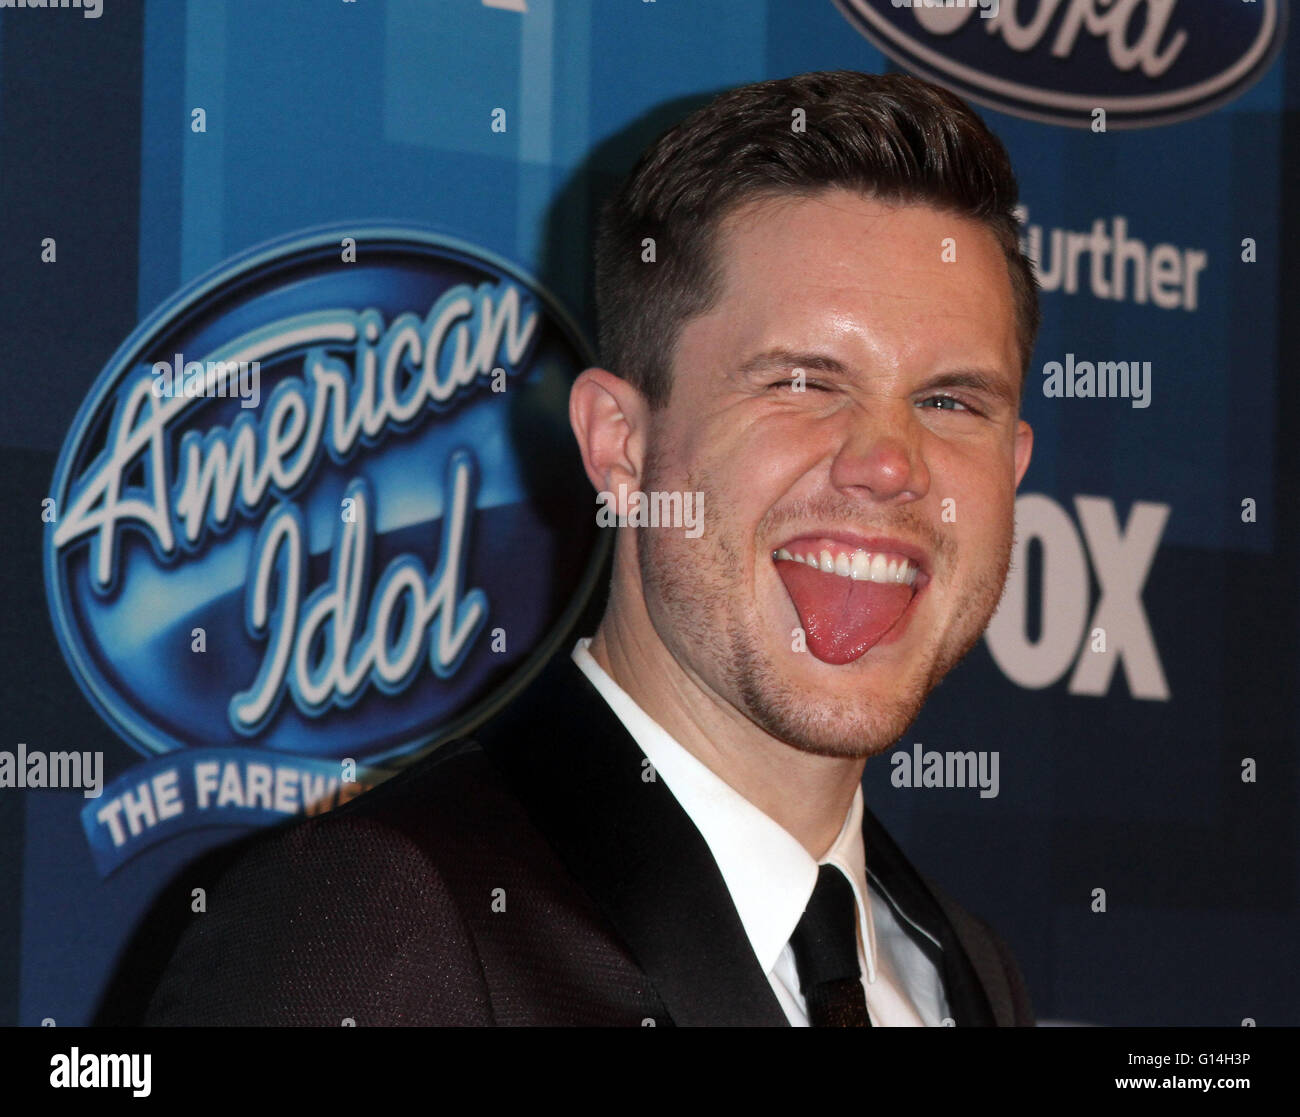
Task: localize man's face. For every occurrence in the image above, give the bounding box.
[635,187,1032,759]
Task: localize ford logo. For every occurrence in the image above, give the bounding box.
[834,0,1286,128]
[46,226,604,779]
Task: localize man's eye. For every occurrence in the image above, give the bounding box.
[919,394,976,414]
[766,378,829,392]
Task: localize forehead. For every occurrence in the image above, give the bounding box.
[694,188,1018,375]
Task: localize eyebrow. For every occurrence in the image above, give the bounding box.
[735,348,1019,408]
[737,349,849,377]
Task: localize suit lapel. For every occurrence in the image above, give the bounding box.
[859,804,997,1026]
[475,650,790,1027]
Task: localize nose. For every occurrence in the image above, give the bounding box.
[826,400,930,502]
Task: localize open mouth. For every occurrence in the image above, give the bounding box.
[771,535,931,665]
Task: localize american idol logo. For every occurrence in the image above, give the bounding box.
[46,227,604,873]
[834,0,1286,128]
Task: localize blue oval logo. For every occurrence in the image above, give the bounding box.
[834,0,1286,128]
[46,226,604,772]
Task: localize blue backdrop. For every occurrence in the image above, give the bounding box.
[0,0,1294,1027]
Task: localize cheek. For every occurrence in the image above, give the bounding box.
[731,414,837,489]
[929,457,1017,588]
[952,485,1013,547]
[933,441,1017,517]
[681,424,809,514]
[949,490,1017,599]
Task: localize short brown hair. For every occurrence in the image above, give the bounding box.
[593,70,1040,410]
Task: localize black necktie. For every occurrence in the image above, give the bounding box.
[789,864,872,1027]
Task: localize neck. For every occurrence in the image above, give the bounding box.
[587,595,864,861]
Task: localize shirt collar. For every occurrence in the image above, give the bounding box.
[571,638,877,982]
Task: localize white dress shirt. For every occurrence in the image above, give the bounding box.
[571,638,950,1027]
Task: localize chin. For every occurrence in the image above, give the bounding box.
[726,620,933,759]
[766,700,924,761]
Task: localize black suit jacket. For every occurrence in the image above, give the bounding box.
[143,649,1034,1026]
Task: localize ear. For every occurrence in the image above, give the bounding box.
[1013,418,1033,488]
[569,367,651,496]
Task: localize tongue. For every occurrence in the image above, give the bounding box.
[776,560,914,665]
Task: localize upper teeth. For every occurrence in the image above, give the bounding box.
[773,547,919,586]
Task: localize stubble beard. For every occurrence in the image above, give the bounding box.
[637,447,1015,761]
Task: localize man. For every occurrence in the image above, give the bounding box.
[144,69,1036,1027]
